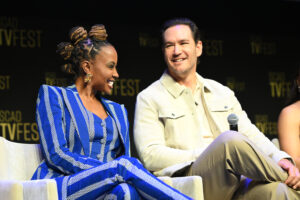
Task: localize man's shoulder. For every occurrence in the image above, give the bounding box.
[202,77,234,95]
[138,79,164,96]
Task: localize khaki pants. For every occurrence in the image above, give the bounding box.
[186,131,300,200]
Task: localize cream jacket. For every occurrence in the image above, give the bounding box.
[134,71,291,176]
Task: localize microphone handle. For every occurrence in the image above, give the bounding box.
[230,124,238,131]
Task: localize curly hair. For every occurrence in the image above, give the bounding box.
[56,24,111,78]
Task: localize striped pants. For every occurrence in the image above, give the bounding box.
[55,156,191,200]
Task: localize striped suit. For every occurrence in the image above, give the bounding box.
[32,85,191,200]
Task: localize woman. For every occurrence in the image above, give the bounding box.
[31,24,191,200]
[278,66,300,170]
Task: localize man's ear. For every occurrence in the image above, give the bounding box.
[80,60,92,74]
[196,40,203,57]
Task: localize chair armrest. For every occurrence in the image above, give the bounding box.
[0,179,58,200]
[23,179,58,200]
[0,180,23,200]
[158,176,204,200]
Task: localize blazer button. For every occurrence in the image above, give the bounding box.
[101,122,105,126]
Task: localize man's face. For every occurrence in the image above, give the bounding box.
[163,24,202,80]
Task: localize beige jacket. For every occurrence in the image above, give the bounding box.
[134,71,291,176]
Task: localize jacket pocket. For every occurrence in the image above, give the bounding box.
[158,108,186,119]
[209,101,233,112]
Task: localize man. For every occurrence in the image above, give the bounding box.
[133,18,300,200]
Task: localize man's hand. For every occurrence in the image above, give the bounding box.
[278,158,300,189]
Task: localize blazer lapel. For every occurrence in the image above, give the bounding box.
[61,86,90,156]
[100,98,126,148]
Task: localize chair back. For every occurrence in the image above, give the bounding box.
[0,137,43,180]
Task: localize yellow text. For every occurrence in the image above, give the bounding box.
[0,16,18,29]
[0,110,22,122]
[203,40,224,56]
[250,36,276,55]
[139,33,159,48]
[226,77,245,92]
[0,75,10,90]
[269,81,291,98]
[0,28,42,48]
[105,79,141,96]
[0,122,39,142]
[255,115,277,135]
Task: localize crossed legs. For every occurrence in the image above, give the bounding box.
[187,131,300,200]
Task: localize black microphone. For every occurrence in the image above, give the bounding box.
[227,113,239,131]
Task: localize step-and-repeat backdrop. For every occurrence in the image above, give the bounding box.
[1,16,299,156]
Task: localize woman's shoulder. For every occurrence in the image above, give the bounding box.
[37,84,68,99]
[38,84,64,91]
[101,97,122,106]
[280,101,300,122]
[38,84,75,93]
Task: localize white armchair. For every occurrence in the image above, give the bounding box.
[0,136,204,200]
[158,176,204,200]
[0,136,58,200]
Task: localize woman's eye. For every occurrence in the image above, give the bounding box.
[107,64,115,69]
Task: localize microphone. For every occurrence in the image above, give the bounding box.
[227,113,239,131]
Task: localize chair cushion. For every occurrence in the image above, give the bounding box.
[0,137,43,180]
[158,176,204,200]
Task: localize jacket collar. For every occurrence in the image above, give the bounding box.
[63,85,126,155]
[160,70,212,98]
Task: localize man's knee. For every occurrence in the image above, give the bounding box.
[217,131,249,148]
[234,181,296,200]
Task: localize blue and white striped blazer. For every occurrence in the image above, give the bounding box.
[32,84,130,179]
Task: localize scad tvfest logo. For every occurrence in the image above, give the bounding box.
[269,72,291,98]
[226,77,245,92]
[250,35,277,56]
[0,16,42,48]
[0,75,10,90]
[203,39,224,56]
[255,114,277,136]
[0,110,39,142]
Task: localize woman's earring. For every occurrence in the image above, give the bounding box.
[84,73,92,83]
[298,86,300,93]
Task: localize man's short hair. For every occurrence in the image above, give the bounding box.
[161,18,201,43]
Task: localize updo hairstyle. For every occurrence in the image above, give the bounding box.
[56,24,110,78]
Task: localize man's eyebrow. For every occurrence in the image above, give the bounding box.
[165,39,189,44]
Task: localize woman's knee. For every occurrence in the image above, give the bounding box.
[117,156,142,167]
[106,183,140,200]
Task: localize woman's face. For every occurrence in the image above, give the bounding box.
[89,45,119,94]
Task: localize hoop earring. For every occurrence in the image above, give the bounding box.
[84,73,92,83]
